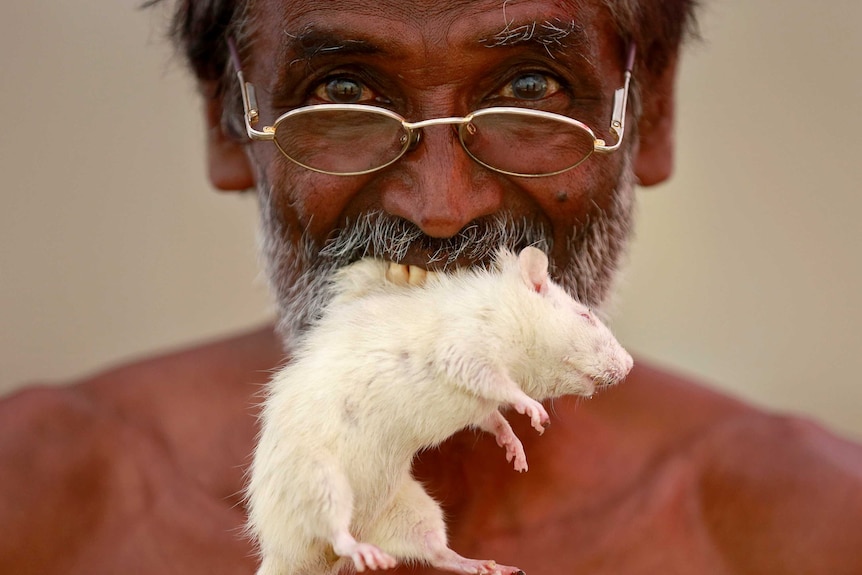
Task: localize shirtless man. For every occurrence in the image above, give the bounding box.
[1,1,860,574]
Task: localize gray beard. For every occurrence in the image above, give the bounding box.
[257,164,635,350]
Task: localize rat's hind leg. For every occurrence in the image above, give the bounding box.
[477,410,528,472]
[311,456,397,572]
[367,476,525,575]
[249,448,395,574]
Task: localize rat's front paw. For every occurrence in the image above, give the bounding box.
[513,399,550,434]
[497,431,528,472]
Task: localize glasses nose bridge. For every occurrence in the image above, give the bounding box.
[402,115,469,153]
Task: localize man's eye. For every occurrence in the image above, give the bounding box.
[315,77,372,104]
[502,73,561,101]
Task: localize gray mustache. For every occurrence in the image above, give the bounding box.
[319,211,552,269]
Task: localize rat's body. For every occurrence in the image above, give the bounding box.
[247,247,633,575]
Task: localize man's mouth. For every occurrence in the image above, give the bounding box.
[375,245,495,274]
[318,210,551,278]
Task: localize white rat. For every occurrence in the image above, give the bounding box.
[247,246,633,575]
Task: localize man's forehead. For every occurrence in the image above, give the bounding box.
[251,0,608,63]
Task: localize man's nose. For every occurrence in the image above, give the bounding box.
[379,125,504,239]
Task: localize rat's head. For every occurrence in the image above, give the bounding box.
[513,246,633,398]
[152,0,699,346]
[555,303,634,397]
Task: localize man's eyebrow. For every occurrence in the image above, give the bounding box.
[477,17,597,65]
[278,25,383,68]
[271,25,387,93]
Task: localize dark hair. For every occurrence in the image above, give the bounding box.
[146,0,699,104]
[602,0,700,79]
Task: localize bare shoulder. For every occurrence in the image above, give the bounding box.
[693,405,862,573]
[619,362,862,573]
[0,325,284,574]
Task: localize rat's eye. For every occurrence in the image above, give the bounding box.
[502,73,561,101]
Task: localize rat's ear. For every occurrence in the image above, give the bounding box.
[518,247,549,293]
[203,85,255,191]
[633,54,679,187]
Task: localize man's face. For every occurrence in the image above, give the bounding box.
[240,0,637,342]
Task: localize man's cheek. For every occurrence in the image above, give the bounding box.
[268,164,382,243]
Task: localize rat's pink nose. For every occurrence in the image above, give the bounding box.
[596,353,633,387]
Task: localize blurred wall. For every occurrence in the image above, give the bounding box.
[613,0,862,440]
[0,2,273,386]
[1,1,860,439]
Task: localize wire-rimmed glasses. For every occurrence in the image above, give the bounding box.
[228,40,635,178]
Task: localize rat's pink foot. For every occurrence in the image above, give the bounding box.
[498,432,528,472]
[480,411,528,472]
[433,556,525,575]
[423,531,524,575]
[333,532,397,572]
[512,397,550,434]
[351,543,397,572]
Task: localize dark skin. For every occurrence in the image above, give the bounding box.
[4,327,861,574]
[2,0,862,573]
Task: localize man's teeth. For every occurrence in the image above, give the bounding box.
[408,266,427,285]
[386,262,431,286]
[385,262,409,284]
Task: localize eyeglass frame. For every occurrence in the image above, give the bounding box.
[227,38,636,178]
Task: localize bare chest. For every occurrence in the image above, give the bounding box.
[410,455,735,575]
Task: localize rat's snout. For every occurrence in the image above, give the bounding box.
[594,350,634,388]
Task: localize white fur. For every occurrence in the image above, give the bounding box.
[247,247,633,575]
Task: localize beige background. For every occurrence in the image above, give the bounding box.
[2,1,860,440]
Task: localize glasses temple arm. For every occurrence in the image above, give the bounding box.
[597,42,636,153]
[227,37,272,140]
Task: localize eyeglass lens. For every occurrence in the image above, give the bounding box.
[272,108,596,176]
[461,112,596,176]
[273,108,409,174]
